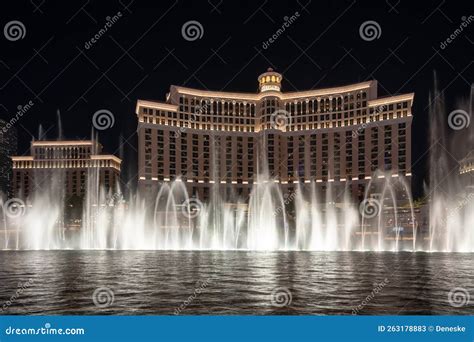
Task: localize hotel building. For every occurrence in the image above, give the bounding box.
[11,140,122,199]
[136,69,413,201]
[460,150,474,188]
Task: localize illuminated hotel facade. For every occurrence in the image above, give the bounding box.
[11,140,122,199]
[136,69,413,201]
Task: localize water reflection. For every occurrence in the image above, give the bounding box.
[0,251,472,315]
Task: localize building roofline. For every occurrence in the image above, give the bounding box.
[168,80,377,101]
[90,155,122,164]
[368,93,415,106]
[11,156,34,161]
[135,100,178,114]
[31,140,96,146]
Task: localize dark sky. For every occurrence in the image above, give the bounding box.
[0,0,473,197]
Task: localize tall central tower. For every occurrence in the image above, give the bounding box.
[258,68,283,93]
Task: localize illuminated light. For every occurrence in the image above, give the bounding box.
[176,178,182,182]
[406,173,412,176]
[328,179,334,182]
[209,180,215,184]
[281,181,288,184]
[273,179,279,183]
[220,180,226,184]
[368,93,414,107]
[316,179,323,183]
[377,175,385,178]
[260,85,281,92]
[392,174,399,177]
[187,179,193,183]
[31,140,95,146]
[139,176,146,180]
[304,180,310,183]
[352,177,358,181]
[243,181,248,184]
[340,178,346,181]
[164,177,170,181]
[198,180,204,183]
[170,82,374,101]
[152,177,158,181]
[365,176,371,180]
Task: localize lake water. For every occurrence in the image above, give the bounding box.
[0,251,472,315]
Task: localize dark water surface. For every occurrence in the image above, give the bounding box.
[0,251,472,315]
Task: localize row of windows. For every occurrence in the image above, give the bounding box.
[142,124,409,181]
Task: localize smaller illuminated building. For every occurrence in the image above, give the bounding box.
[11,140,121,199]
[459,150,474,188]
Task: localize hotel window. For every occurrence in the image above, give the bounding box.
[358,130,365,177]
[370,127,378,172]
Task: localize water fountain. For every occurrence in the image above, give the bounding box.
[1,82,472,252]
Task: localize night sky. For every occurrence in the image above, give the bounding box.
[0,0,472,197]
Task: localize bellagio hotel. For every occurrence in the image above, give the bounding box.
[136,69,413,201]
